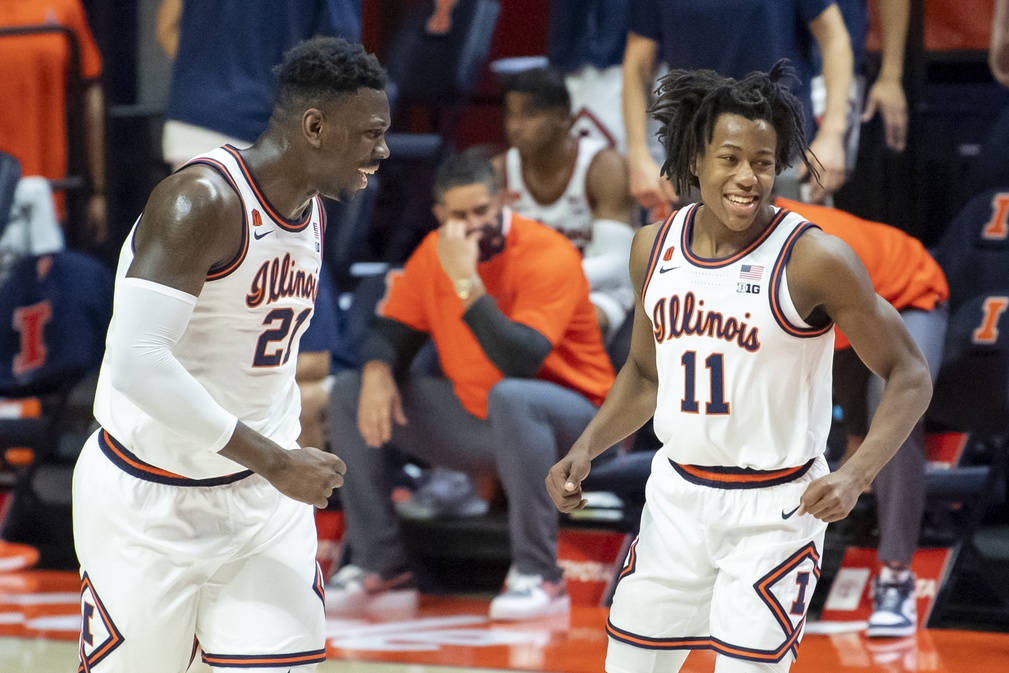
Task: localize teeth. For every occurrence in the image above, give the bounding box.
[727,195,755,205]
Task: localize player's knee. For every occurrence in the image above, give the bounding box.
[486,378,533,416]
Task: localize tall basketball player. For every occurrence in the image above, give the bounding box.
[546,63,932,673]
[72,37,389,673]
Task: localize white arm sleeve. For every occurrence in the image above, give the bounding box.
[106,277,238,452]
[583,219,636,335]
[582,218,635,291]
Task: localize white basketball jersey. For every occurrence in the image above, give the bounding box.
[504,136,605,251]
[93,145,324,479]
[642,204,834,470]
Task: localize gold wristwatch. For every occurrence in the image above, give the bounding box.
[454,277,477,300]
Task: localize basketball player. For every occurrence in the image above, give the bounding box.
[495,67,635,342]
[71,37,389,673]
[546,63,932,672]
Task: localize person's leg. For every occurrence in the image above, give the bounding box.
[327,371,497,577]
[866,305,948,636]
[197,480,325,669]
[161,120,250,171]
[709,457,828,669]
[605,452,715,673]
[485,379,601,581]
[871,306,948,565]
[604,641,689,673]
[73,433,219,673]
[566,65,626,152]
[713,655,793,672]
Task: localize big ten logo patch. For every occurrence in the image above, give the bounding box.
[557,529,632,606]
[972,296,1009,345]
[981,193,1009,241]
[819,548,953,627]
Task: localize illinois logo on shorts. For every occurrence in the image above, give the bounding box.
[79,572,124,672]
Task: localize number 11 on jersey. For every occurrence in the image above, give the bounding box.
[681,351,730,415]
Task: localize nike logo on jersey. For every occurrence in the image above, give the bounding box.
[658,265,680,273]
[253,229,273,240]
[781,505,801,520]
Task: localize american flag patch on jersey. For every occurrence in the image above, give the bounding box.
[739,264,764,280]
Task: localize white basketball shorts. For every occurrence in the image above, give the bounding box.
[73,429,326,672]
[605,451,829,673]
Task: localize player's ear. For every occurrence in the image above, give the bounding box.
[302,108,325,149]
[432,202,445,224]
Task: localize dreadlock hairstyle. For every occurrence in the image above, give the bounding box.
[649,60,817,198]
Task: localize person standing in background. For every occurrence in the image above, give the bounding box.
[621,0,853,214]
[156,0,361,170]
[779,195,948,637]
[0,0,107,244]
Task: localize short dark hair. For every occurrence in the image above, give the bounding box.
[649,60,816,197]
[433,146,501,203]
[273,37,387,117]
[503,67,571,113]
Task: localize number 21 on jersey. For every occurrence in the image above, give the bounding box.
[253,307,311,367]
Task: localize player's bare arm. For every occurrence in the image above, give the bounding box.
[547,223,661,512]
[586,149,633,224]
[125,167,346,508]
[787,229,932,522]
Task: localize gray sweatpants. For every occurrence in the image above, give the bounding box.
[833,305,949,565]
[327,372,602,582]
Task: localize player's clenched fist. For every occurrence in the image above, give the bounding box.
[268,446,347,509]
[798,468,867,523]
[545,450,592,513]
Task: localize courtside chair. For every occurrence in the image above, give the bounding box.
[925,289,1009,628]
[932,187,1009,312]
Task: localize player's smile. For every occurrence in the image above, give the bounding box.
[694,113,777,237]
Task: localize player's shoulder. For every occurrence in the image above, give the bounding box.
[146,165,242,226]
[788,224,865,291]
[586,146,628,180]
[153,164,239,206]
[134,165,245,261]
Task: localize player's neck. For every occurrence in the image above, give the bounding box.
[521,134,575,176]
[691,204,774,259]
[238,140,314,220]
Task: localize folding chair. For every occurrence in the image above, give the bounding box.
[932,187,1009,312]
[0,249,112,568]
[925,289,1009,627]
